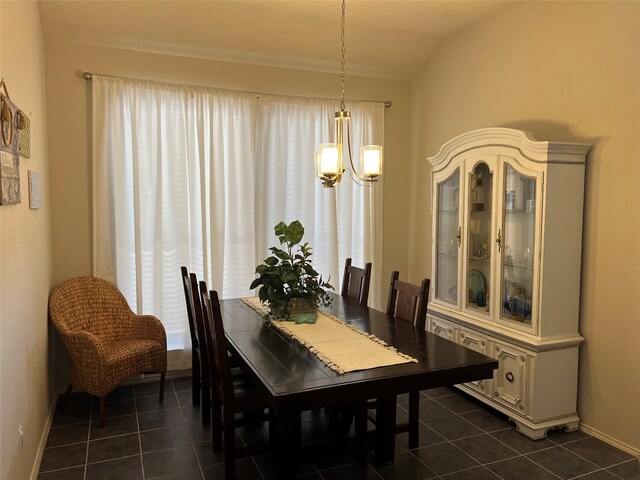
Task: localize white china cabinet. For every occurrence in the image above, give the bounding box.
[427,128,589,439]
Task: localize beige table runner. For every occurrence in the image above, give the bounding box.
[242,297,417,374]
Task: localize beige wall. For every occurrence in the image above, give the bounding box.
[0,2,54,479]
[44,42,411,386]
[410,1,640,452]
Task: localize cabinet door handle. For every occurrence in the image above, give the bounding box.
[505,371,514,382]
[457,226,462,247]
[496,228,502,252]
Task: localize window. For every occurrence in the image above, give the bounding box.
[92,77,384,370]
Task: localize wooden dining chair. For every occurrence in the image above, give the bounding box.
[180,266,203,408]
[181,268,212,425]
[200,283,273,480]
[386,270,430,330]
[341,258,373,306]
[357,271,430,449]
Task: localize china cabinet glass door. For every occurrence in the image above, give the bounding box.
[465,162,493,316]
[500,163,537,328]
[435,170,460,305]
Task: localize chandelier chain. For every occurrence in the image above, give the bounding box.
[340,0,346,112]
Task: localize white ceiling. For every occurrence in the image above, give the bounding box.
[38,0,511,80]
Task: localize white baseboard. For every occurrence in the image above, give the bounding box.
[580,423,640,457]
[30,392,59,480]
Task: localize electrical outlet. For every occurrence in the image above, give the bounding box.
[18,425,24,451]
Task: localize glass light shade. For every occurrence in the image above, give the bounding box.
[317,143,342,177]
[360,145,383,178]
[314,149,321,177]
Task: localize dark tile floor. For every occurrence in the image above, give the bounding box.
[38,376,639,480]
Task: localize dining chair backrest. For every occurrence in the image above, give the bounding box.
[386,271,430,330]
[184,273,210,381]
[199,283,234,407]
[341,258,373,306]
[180,266,199,351]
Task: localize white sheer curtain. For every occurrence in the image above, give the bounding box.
[92,76,385,371]
[92,76,257,370]
[257,95,384,308]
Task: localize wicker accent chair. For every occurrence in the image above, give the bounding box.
[49,276,167,427]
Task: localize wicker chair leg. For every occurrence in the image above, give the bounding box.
[61,384,73,408]
[159,373,165,402]
[99,396,107,428]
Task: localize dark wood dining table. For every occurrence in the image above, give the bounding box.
[220,293,498,478]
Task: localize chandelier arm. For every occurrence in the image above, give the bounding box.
[344,114,374,182]
[340,0,346,112]
[346,167,375,187]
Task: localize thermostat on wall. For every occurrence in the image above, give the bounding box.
[28,170,41,209]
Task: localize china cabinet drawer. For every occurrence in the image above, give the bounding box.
[492,340,531,415]
[458,327,491,396]
[427,315,457,342]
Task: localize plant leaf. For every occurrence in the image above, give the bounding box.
[285,220,304,246]
[274,221,287,239]
[264,257,279,266]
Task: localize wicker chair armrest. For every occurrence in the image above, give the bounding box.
[62,330,107,362]
[124,314,167,346]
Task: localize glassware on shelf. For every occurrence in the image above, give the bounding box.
[480,243,489,260]
[471,174,484,212]
[526,199,535,214]
[476,288,487,307]
[510,284,525,317]
[506,166,524,211]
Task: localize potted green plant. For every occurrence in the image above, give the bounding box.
[250,220,333,323]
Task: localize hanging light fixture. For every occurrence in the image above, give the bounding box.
[314,0,383,188]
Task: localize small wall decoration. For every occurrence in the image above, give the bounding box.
[17,109,30,159]
[28,170,41,209]
[0,79,22,205]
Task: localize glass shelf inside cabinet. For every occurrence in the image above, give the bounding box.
[501,164,537,327]
[466,162,493,314]
[436,170,460,305]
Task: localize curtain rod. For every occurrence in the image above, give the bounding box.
[82,72,392,109]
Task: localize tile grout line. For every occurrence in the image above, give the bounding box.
[83,396,92,480]
[133,385,146,480]
[553,439,632,479]
[175,380,207,480]
[409,395,535,479]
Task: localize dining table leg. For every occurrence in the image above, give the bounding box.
[374,394,397,465]
[275,408,302,479]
